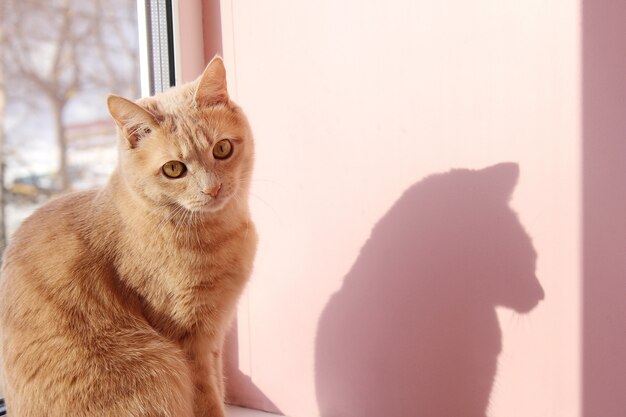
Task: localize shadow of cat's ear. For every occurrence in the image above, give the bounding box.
[480,162,520,201]
[194,55,229,107]
[107,95,158,149]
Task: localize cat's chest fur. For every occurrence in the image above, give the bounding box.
[113,209,257,339]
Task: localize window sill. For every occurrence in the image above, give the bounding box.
[227,405,284,417]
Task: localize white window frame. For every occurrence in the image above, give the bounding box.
[137,0,176,96]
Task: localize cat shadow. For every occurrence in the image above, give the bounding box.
[315,163,544,417]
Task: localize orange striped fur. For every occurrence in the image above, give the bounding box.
[0,57,257,417]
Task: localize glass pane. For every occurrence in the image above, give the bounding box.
[0,0,140,249]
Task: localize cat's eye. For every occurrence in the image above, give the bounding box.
[162,161,187,178]
[213,139,233,160]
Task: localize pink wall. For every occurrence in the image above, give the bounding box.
[175,0,204,83]
[193,1,624,416]
[201,0,223,62]
[175,0,223,84]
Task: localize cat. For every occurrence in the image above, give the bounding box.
[0,56,257,417]
[316,164,544,417]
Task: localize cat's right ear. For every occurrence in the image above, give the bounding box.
[107,95,157,149]
[480,162,520,202]
[194,56,229,107]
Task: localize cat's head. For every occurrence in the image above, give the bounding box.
[441,163,545,313]
[106,56,253,215]
[364,163,544,314]
[457,163,545,313]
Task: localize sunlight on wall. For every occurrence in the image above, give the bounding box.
[217,1,584,416]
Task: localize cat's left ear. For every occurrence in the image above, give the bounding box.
[194,56,229,107]
[107,95,158,148]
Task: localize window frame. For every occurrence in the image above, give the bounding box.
[137,0,177,96]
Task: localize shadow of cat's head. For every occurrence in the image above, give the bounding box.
[363,162,545,313]
[450,163,544,312]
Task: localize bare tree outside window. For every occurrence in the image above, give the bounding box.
[0,0,140,247]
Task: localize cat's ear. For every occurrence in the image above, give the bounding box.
[107,95,157,148]
[194,56,229,107]
[480,163,519,201]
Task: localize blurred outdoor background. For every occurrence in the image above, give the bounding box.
[0,0,140,251]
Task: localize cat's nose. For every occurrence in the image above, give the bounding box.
[204,183,222,198]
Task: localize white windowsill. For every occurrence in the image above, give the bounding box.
[227,405,284,417]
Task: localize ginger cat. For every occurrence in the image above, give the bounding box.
[0,56,257,417]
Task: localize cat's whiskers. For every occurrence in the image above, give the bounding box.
[157,211,177,243]
[193,211,202,248]
[249,191,278,214]
[156,204,187,240]
[190,210,197,247]
[168,202,210,249]
[182,207,201,248]
[152,210,174,239]
[145,203,175,228]
[174,207,188,244]
[185,210,196,248]
[177,209,187,246]
[506,310,533,334]
[236,178,278,216]
[181,209,189,246]
[184,210,192,247]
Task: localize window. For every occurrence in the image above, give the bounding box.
[0,0,141,249]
